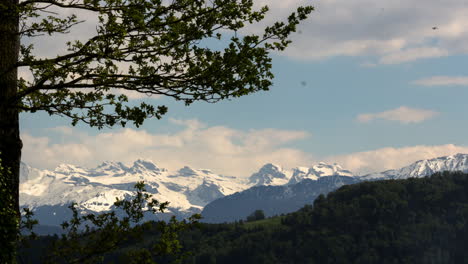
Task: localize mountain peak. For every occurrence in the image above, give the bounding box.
[130,159,165,173]
[249,163,289,186]
[360,153,468,180]
[177,166,198,177]
[95,161,128,173]
[259,163,283,172]
[55,164,87,175]
[310,162,353,177]
[447,153,468,160]
[288,162,353,185]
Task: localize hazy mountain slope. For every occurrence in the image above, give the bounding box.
[202,154,468,223]
[201,175,359,223]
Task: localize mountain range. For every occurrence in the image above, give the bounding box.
[19,153,468,227]
[20,159,248,226]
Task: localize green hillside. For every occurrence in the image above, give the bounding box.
[20,171,468,264]
[174,171,468,264]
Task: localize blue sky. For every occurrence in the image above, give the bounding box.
[20,0,468,177]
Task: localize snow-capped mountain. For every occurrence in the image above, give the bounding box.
[248,162,354,186]
[202,153,468,223]
[359,153,468,180]
[19,153,468,227]
[248,163,290,186]
[19,160,353,226]
[288,162,353,185]
[19,159,248,225]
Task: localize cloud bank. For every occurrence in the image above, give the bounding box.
[23,119,468,178]
[249,0,468,63]
[357,106,439,124]
[22,0,468,67]
[22,119,313,177]
[327,144,468,175]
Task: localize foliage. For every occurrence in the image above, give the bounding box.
[0,157,39,264]
[246,209,265,222]
[115,171,468,264]
[18,181,200,264]
[1,0,313,261]
[23,171,468,263]
[242,215,283,230]
[9,0,313,128]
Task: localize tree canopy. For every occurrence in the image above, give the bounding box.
[0,0,313,262]
[13,0,313,127]
[21,171,468,263]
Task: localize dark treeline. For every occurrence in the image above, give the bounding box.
[21,171,468,263]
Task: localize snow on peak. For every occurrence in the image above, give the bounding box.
[261,163,283,171]
[20,162,44,183]
[19,159,249,222]
[19,154,468,227]
[288,162,353,185]
[288,167,318,185]
[310,162,353,177]
[249,163,289,186]
[133,159,159,169]
[359,153,468,180]
[95,161,129,174]
[187,179,225,206]
[177,166,198,177]
[200,169,213,174]
[248,162,355,186]
[130,159,165,174]
[54,164,88,175]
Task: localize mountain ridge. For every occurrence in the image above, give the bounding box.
[19,153,468,226]
[201,153,468,222]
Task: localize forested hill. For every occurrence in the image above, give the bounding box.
[20,171,468,263]
[174,171,468,264]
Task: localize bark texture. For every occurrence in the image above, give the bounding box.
[0,0,22,259]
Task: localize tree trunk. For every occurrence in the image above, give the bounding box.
[0,0,22,261]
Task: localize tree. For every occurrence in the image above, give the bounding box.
[17,181,201,263]
[246,209,265,222]
[0,157,18,263]
[0,0,312,261]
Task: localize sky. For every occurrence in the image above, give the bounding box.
[19,0,468,177]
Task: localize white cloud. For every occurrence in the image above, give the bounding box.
[357,106,438,124]
[379,47,449,65]
[243,0,468,63]
[326,144,468,175]
[23,120,468,178]
[21,7,161,101]
[22,0,468,65]
[47,126,74,135]
[22,120,313,177]
[412,76,468,86]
